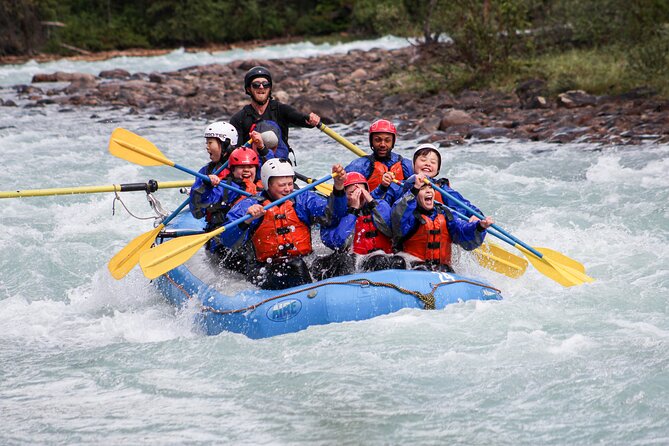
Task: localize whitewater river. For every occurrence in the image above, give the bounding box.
[1,39,668,445]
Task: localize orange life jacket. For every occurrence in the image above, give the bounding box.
[367,158,405,191]
[251,199,312,262]
[352,214,393,255]
[402,213,452,265]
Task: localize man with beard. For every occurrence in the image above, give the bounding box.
[230,66,320,160]
[344,119,413,191]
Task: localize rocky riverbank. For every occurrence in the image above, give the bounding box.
[4,45,669,145]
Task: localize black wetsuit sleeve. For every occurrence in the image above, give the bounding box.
[278,103,312,128]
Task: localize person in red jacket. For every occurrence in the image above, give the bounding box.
[311,172,405,280]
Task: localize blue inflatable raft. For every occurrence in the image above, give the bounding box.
[153,212,503,339]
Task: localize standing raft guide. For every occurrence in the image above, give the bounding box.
[1,67,594,339]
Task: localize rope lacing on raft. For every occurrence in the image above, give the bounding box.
[112,190,169,223]
[164,274,501,314]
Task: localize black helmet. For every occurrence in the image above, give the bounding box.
[244,66,272,92]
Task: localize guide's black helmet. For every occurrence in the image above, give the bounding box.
[244,66,272,93]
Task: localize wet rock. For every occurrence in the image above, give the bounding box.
[8,43,669,145]
[350,68,367,80]
[149,72,166,83]
[292,96,339,123]
[469,127,512,139]
[557,90,597,108]
[310,73,337,87]
[99,68,131,79]
[15,84,43,95]
[64,78,97,94]
[32,71,97,83]
[548,126,591,143]
[2,99,17,107]
[457,90,483,109]
[417,116,442,133]
[516,79,549,109]
[439,109,477,129]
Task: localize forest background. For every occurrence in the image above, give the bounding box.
[2,0,668,97]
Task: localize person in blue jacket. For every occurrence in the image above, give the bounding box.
[373,143,483,219]
[391,173,494,272]
[218,159,347,290]
[311,172,403,280]
[344,119,413,191]
[190,147,265,273]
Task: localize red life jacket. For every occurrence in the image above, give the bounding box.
[403,213,452,265]
[352,213,393,255]
[367,158,405,191]
[251,199,312,262]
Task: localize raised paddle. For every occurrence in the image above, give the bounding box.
[448,209,528,278]
[139,172,338,280]
[427,179,594,287]
[108,133,279,280]
[314,121,528,279]
[0,180,193,199]
[317,122,366,157]
[108,127,252,197]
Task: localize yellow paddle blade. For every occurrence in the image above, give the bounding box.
[139,231,212,279]
[518,245,594,287]
[534,246,586,273]
[313,182,334,196]
[473,242,528,278]
[108,128,174,167]
[108,224,164,280]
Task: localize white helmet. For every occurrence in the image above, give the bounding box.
[261,158,295,187]
[204,121,238,147]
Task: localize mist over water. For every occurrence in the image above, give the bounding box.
[1,41,668,444]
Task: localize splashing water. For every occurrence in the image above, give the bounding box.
[1,55,668,446]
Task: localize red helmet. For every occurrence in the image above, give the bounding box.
[369,119,397,149]
[343,171,368,189]
[228,147,259,167]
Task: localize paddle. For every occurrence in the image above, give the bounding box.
[427,179,594,287]
[139,172,338,280]
[315,121,527,279]
[448,209,528,278]
[108,127,252,197]
[108,132,278,280]
[0,180,193,199]
[294,171,334,196]
[317,122,366,157]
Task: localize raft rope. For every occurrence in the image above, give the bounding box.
[112,190,170,223]
[164,274,502,313]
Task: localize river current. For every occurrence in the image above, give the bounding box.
[0,38,667,445]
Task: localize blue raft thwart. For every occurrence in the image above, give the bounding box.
[153,212,503,339]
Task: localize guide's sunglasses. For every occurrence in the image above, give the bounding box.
[251,81,271,89]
